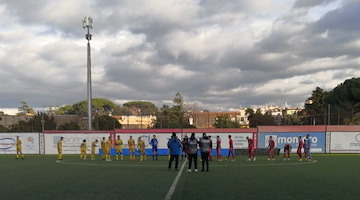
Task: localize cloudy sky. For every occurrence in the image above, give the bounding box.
[0,0,359,113]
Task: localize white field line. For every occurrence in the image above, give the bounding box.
[164,160,187,200]
[211,160,318,167]
[55,160,317,168]
[56,160,162,167]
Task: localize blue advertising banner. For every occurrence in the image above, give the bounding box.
[258,132,326,153]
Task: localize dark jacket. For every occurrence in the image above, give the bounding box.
[167,136,182,155]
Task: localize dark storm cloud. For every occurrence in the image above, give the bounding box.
[0,0,359,112]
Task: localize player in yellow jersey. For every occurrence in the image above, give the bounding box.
[115,135,123,160]
[16,136,24,159]
[101,137,106,160]
[128,136,136,160]
[105,137,112,161]
[80,140,87,160]
[91,139,98,160]
[138,137,146,161]
[57,137,64,160]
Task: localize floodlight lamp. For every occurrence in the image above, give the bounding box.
[82,16,93,29]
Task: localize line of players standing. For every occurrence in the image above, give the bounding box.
[168,133,314,172]
[57,135,160,161]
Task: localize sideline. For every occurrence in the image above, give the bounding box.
[211,160,318,167]
[56,160,162,167]
[164,160,187,200]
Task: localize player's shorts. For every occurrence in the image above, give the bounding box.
[216,148,221,154]
[129,147,135,153]
[184,149,189,154]
[16,146,22,152]
[284,149,290,153]
[58,148,62,154]
[116,147,122,153]
[248,148,254,154]
[152,146,158,152]
[140,148,145,154]
[269,148,274,154]
[81,149,86,154]
[297,148,302,154]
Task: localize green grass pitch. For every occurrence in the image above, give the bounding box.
[1,154,359,200]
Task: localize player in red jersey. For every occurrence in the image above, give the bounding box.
[227,135,235,161]
[216,136,222,161]
[246,136,256,161]
[297,136,304,161]
[267,136,275,160]
[283,143,292,161]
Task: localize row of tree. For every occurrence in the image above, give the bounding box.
[1,77,360,131]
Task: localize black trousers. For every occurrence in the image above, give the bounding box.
[188,153,198,169]
[201,152,209,171]
[168,155,179,170]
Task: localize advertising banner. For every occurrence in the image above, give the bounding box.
[258,132,326,153]
[330,132,360,153]
[44,132,112,154]
[116,132,254,155]
[0,133,40,154]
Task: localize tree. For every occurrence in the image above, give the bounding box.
[301,87,329,125]
[123,101,157,115]
[8,113,57,132]
[93,115,122,130]
[213,115,240,128]
[325,77,360,124]
[58,122,81,130]
[17,101,34,116]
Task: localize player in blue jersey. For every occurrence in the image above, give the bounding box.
[150,135,159,161]
[305,134,312,161]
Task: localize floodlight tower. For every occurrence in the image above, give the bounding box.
[83,16,93,130]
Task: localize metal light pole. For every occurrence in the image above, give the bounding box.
[83,16,93,130]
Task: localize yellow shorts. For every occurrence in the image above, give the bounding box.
[116,147,122,153]
[129,148,135,153]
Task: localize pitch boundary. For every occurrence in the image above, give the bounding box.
[56,159,317,167]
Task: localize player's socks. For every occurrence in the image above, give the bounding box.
[144,155,146,160]
[120,155,124,160]
[116,154,119,160]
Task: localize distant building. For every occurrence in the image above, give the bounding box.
[188,111,249,128]
[116,115,157,129]
[0,115,33,129]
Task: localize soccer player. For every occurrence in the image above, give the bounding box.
[303,139,308,160]
[297,136,304,161]
[187,133,199,172]
[208,135,213,161]
[16,136,24,159]
[57,137,64,160]
[181,135,189,160]
[115,135,124,160]
[128,136,136,160]
[305,134,312,161]
[167,132,182,171]
[227,135,235,161]
[150,135,159,161]
[138,137,146,161]
[91,139,98,160]
[80,139,87,160]
[268,136,276,160]
[105,137,112,161]
[199,133,211,172]
[216,136,222,161]
[101,137,106,160]
[283,143,292,161]
[246,136,256,161]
